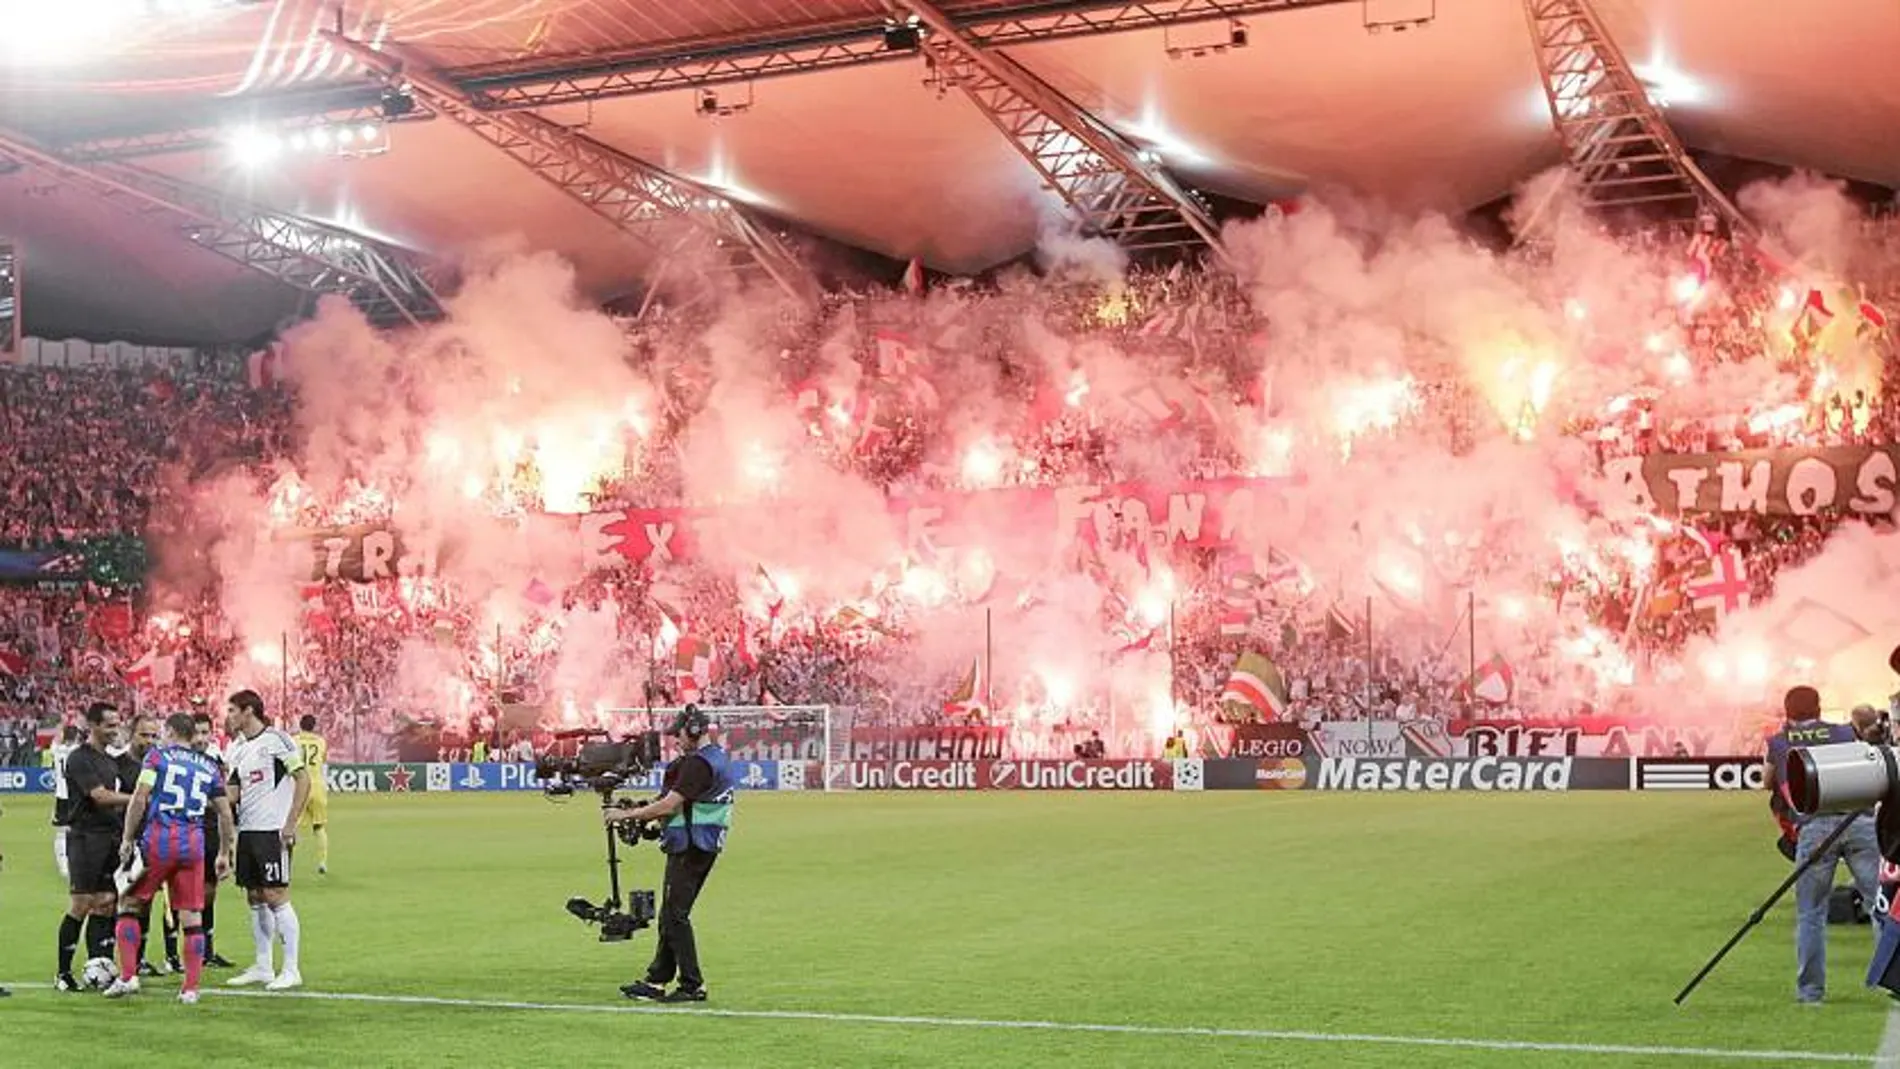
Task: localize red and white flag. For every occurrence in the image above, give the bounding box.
[674,636,713,702]
[735,616,762,672]
[124,648,177,689]
[943,655,986,717]
[1458,654,1516,706]
[1684,528,1751,618]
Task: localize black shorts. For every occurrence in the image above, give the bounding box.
[235,831,290,890]
[67,830,119,895]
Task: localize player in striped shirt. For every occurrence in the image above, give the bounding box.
[161,711,236,971]
[103,714,235,1003]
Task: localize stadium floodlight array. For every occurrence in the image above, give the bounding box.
[224,122,390,168]
[601,705,845,791]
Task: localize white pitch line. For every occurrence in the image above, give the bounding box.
[4,982,1871,1064]
[1874,1006,1900,1066]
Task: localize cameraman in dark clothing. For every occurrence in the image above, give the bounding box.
[604,705,737,1004]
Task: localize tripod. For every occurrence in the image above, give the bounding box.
[1674,808,1872,1005]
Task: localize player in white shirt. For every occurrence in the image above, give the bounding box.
[50,725,81,880]
[221,690,311,991]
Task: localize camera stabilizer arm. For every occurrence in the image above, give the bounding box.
[560,794,660,943]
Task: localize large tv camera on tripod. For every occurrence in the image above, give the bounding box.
[534,728,665,942]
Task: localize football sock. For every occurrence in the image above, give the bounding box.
[203,900,217,957]
[163,910,180,961]
[115,915,142,983]
[57,914,82,975]
[270,903,301,972]
[182,927,206,994]
[85,913,114,961]
[314,826,329,869]
[250,904,276,973]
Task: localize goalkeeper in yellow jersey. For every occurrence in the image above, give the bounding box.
[294,716,331,875]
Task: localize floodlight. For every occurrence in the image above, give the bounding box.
[227,127,282,167]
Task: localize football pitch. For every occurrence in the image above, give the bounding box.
[1,790,1895,1067]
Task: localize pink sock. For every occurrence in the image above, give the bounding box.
[115,916,142,982]
[183,928,205,994]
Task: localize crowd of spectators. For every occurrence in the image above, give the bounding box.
[0,213,1896,761]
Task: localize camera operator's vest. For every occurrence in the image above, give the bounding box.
[661,745,737,855]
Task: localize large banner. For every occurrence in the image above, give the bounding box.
[839,726,1008,762]
[283,476,1292,583]
[327,760,786,793]
[171,448,1900,584]
[1229,721,1453,759]
[1451,718,1765,758]
[1605,446,1900,517]
[297,526,438,583]
[1227,718,1766,760]
[265,756,1758,792]
[1308,756,1632,792]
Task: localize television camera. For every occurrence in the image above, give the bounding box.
[534,728,665,942]
[1780,651,1900,863]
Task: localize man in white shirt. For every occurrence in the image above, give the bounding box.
[49,724,80,880]
[222,690,311,991]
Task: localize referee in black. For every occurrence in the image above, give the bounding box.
[607,705,737,1004]
[55,702,134,991]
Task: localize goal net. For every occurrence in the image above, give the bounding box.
[606,705,845,792]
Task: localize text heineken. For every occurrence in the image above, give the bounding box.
[1316,757,1574,792]
[324,764,428,793]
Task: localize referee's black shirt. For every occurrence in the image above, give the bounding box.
[64,744,129,836]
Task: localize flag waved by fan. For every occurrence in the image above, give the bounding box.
[1219,651,1289,722]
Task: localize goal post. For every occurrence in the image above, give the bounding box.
[603,705,847,791]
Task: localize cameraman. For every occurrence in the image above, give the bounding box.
[604,705,736,1004]
[1765,685,1881,1004]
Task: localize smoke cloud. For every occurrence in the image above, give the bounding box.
[156,166,1897,741]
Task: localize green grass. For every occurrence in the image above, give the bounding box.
[0,791,1891,1066]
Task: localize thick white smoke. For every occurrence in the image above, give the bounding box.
[157,166,1896,741]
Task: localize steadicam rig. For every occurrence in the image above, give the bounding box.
[535,729,665,942]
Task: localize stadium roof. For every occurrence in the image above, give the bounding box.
[0,0,1896,344]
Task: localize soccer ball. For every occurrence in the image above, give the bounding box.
[82,957,117,991]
